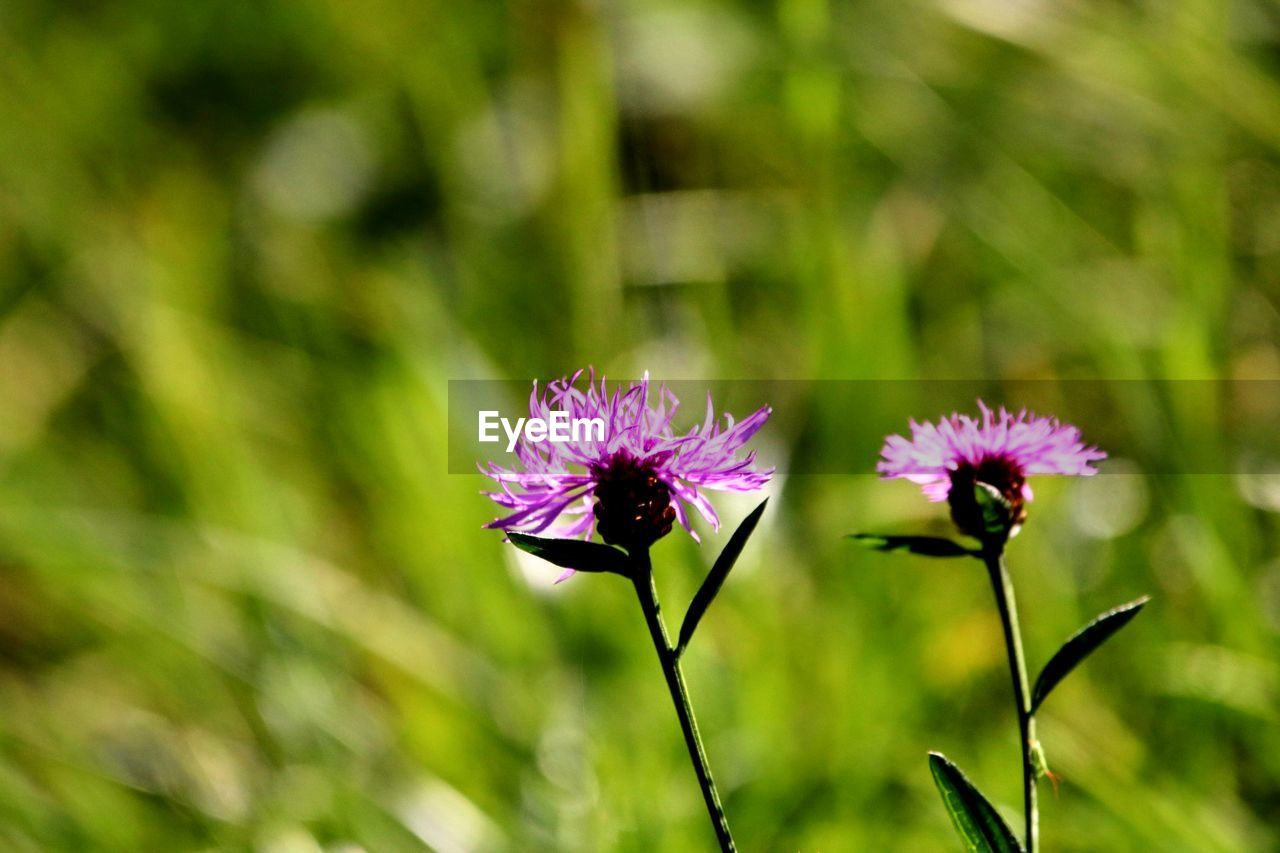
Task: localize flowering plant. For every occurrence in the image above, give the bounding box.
[484,370,771,554]
[856,402,1147,852]
[482,370,773,852]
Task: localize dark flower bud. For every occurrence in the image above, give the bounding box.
[947,458,1028,545]
[592,456,677,549]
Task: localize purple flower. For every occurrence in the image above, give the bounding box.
[877,400,1105,537]
[482,370,772,559]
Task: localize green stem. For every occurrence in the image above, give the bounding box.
[629,548,736,852]
[983,547,1038,852]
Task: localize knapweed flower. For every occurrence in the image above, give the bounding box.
[482,371,772,553]
[877,401,1105,539]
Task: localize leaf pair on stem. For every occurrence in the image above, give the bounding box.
[508,499,768,660]
[924,595,1149,852]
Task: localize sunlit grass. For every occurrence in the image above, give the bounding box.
[0,0,1276,849]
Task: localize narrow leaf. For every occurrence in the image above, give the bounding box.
[928,752,1024,853]
[974,483,1013,540]
[507,532,632,576]
[676,498,768,658]
[849,534,979,559]
[1030,596,1150,714]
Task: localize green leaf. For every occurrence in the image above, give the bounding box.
[928,752,1024,853]
[974,483,1013,541]
[1030,596,1150,714]
[675,498,767,658]
[849,534,979,559]
[506,532,632,576]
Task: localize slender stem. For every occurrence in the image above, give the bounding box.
[983,547,1038,852]
[629,548,737,852]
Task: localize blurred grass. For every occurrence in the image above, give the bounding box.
[1,0,1279,850]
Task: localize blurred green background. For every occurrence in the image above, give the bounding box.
[1,0,1279,850]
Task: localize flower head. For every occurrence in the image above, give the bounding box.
[483,370,772,556]
[877,400,1105,539]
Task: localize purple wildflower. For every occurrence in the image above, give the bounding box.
[877,400,1105,536]
[482,370,772,558]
